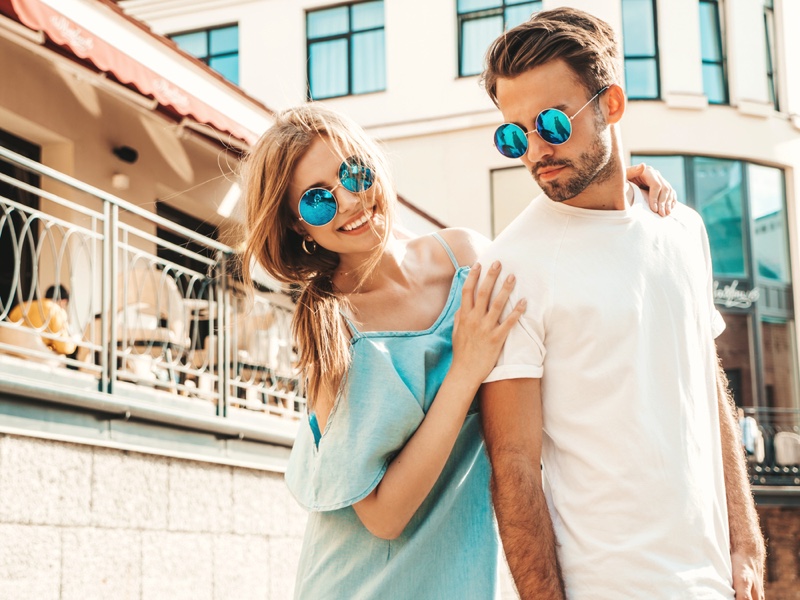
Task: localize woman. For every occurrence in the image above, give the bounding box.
[242,104,674,599]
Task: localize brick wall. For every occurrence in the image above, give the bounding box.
[759,505,800,600]
[0,434,307,600]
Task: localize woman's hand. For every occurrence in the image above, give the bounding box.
[626,163,677,217]
[451,261,526,383]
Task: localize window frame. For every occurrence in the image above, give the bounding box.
[456,0,543,78]
[699,0,729,105]
[764,0,779,111]
[168,23,240,85]
[621,0,661,100]
[305,1,386,101]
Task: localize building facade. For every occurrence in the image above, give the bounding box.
[2,0,799,596]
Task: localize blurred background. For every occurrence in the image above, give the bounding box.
[0,0,798,598]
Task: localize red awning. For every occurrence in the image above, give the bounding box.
[0,0,258,145]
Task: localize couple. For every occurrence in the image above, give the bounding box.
[242,8,764,600]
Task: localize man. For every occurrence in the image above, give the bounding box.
[477,8,765,599]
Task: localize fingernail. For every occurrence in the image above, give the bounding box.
[519,298,527,307]
[473,262,481,270]
[491,261,500,270]
[507,274,516,283]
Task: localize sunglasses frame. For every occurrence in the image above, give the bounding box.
[494,86,610,158]
[297,156,374,227]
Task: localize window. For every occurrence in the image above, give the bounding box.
[457,0,542,78]
[0,129,40,312]
[764,0,779,111]
[170,25,239,85]
[306,1,386,100]
[749,164,789,283]
[699,0,728,104]
[694,157,745,277]
[621,0,660,99]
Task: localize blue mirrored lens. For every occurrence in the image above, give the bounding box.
[494,123,528,159]
[536,109,572,145]
[299,188,337,226]
[339,157,374,193]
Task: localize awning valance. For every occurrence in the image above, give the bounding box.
[0,0,261,145]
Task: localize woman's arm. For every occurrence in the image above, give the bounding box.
[353,261,525,539]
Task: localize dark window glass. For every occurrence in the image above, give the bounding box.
[761,319,797,410]
[170,25,239,85]
[622,0,660,99]
[717,314,756,407]
[457,0,542,77]
[0,129,40,312]
[307,1,385,100]
[699,0,728,104]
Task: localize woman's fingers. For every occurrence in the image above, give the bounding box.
[486,273,516,324]
[460,263,480,313]
[498,298,526,335]
[474,261,501,313]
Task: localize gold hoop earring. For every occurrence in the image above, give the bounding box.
[302,238,317,255]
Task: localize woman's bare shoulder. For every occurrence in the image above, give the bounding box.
[435,228,491,267]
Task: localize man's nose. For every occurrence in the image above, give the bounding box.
[524,131,555,165]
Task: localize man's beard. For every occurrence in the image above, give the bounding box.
[532,120,614,203]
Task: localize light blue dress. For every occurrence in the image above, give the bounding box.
[285,234,500,600]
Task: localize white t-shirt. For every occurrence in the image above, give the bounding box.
[481,186,734,600]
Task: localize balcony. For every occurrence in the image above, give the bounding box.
[743,406,800,505]
[0,144,304,454]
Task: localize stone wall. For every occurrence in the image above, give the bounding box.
[0,434,306,600]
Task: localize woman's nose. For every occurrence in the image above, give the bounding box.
[335,187,361,213]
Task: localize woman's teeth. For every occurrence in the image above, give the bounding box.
[341,211,371,231]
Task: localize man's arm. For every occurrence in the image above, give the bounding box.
[715,360,766,600]
[480,378,564,599]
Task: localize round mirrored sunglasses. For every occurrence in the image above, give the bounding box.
[298,156,375,227]
[493,86,609,159]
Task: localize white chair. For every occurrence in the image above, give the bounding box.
[774,431,800,466]
[116,266,187,389]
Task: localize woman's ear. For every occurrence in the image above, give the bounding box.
[604,83,626,125]
[290,220,308,238]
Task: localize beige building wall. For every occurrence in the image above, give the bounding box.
[0,434,305,600]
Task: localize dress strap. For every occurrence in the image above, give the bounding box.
[431,232,460,269]
[340,313,360,336]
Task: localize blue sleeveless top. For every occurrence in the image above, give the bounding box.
[285,234,500,600]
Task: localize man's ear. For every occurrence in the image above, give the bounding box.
[604,83,626,125]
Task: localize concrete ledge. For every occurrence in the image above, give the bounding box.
[737,99,775,118]
[664,92,708,110]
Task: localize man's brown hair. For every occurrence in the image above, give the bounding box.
[481,7,622,105]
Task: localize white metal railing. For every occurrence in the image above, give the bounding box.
[0,145,304,444]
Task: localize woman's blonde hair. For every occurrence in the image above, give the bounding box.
[241,104,395,409]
